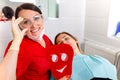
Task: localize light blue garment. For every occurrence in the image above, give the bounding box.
[70,54,117,80]
[50,75,55,80]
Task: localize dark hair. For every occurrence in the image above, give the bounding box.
[15,3,42,19]
[55,32,83,53]
[2,6,14,19]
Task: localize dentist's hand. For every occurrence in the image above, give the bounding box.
[9,16,28,51]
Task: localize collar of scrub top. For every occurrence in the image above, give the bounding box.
[47,44,74,79]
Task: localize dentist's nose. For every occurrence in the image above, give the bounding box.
[30,21,36,28]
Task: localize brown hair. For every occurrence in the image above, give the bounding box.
[54,32,83,53]
[15,3,42,19]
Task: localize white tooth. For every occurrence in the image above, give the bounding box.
[32,29,38,32]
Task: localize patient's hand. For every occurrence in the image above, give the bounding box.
[59,75,70,80]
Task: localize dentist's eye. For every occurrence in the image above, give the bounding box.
[51,54,58,62]
[22,20,31,26]
[34,16,40,21]
[61,53,68,61]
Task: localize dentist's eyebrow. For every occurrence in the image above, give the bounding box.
[21,14,40,20]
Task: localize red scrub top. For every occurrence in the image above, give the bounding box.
[4,35,53,80]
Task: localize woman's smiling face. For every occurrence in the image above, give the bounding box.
[18,9,44,41]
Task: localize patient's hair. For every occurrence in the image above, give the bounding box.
[54,32,83,53]
[2,6,14,20]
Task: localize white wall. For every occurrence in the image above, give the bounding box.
[45,0,86,44]
[0,21,12,62]
[85,0,120,48]
[0,0,22,10]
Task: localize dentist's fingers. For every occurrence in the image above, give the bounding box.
[11,16,23,33]
[12,16,23,24]
[21,28,28,36]
[12,16,23,30]
[14,17,23,24]
[11,16,15,22]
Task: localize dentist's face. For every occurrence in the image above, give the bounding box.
[18,10,44,41]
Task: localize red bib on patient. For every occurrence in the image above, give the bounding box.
[47,44,74,79]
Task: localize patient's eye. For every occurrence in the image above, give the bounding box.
[57,41,63,44]
[64,37,70,41]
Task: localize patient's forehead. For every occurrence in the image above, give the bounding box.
[57,34,69,39]
[56,33,69,43]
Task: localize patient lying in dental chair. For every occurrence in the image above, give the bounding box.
[53,32,117,80]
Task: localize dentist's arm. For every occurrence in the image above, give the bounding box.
[0,16,27,80]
